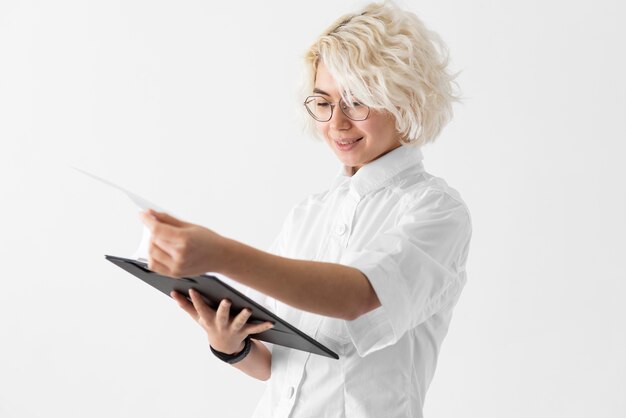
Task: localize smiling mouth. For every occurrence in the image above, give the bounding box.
[335,137,363,145]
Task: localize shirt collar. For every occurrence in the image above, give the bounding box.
[330,144,424,197]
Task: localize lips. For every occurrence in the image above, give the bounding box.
[334,137,363,152]
[335,137,363,145]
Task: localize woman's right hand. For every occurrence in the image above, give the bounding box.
[171,288,274,354]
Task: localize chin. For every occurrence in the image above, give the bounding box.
[340,158,361,169]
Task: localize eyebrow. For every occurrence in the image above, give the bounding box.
[313,88,331,96]
[313,88,358,100]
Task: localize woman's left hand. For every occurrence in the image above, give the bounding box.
[139,209,226,278]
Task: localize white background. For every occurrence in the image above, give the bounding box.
[1,0,625,417]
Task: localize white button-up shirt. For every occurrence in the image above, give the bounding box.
[248,144,472,418]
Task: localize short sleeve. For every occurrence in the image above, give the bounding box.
[341,190,472,357]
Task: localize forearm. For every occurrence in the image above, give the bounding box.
[231,339,272,381]
[218,238,380,320]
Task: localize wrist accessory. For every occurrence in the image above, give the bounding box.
[210,336,252,364]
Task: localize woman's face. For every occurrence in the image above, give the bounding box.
[313,62,402,175]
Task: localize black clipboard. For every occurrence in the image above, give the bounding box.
[105,255,339,360]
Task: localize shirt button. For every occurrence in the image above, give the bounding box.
[285,386,295,400]
[335,223,347,236]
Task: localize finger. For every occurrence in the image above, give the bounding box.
[171,291,199,321]
[243,321,275,336]
[215,299,231,330]
[152,237,183,260]
[149,239,175,264]
[139,210,159,231]
[147,209,187,228]
[140,212,181,243]
[230,308,252,332]
[188,288,216,323]
[149,257,175,277]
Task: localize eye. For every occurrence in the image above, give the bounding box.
[317,102,330,107]
[340,98,363,109]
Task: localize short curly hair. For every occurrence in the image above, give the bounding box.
[302,1,459,145]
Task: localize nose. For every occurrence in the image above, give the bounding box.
[329,103,352,131]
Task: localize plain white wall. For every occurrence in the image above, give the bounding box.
[1,0,625,417]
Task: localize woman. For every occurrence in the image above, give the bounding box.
[140,2,472,417]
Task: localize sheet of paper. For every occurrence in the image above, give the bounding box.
[71,166,165,261]
[72,166,255,300]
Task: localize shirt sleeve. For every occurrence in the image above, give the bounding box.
[341,190,472,357]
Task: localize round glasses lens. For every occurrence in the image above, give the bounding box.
[341,101,369,121]
[305,97,332,121]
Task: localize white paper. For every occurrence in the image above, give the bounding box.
[72,167,254,300]
[71,166,165,262]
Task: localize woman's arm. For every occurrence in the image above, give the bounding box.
[231,340,272,381]
[140,209,381,321]
[219,237,380,321]
[171,289,272,381]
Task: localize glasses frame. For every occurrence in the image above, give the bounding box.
[303,95,371,122]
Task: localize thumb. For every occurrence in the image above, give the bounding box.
[146,209,187,227]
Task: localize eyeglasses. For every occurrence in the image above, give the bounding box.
[303,95,371,122]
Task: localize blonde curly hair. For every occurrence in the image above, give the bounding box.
[302,1,459,145]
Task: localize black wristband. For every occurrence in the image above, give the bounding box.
[210,336,252,364]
